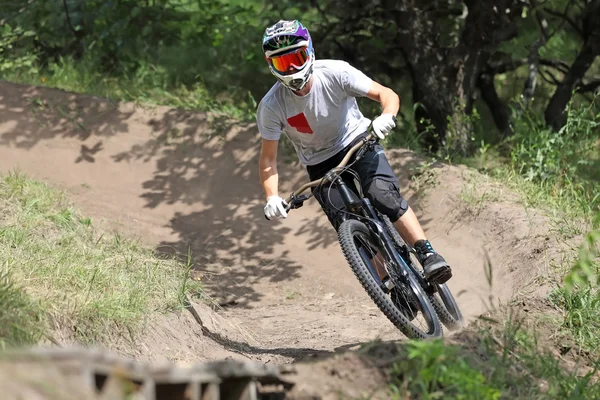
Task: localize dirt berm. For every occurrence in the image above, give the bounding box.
[0,81,561,398]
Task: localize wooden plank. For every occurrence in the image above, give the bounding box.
[201,382,220,400]
[0,347,296,399]
[219,379,257,400]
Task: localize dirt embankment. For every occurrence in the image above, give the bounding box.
[0,81,562,395]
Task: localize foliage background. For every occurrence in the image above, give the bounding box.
[0,0,598,291]
[0,2,597,251]
[0,1,599,395]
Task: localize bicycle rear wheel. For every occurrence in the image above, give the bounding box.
[430,282,464,330]
[337,219,442,339]
[380,214,465,331]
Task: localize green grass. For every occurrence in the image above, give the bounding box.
[549,286,600,360]
[457,132,600,360]
[547,215,600,361]
[384,317,600,399]
[454,156,600,364]
[2,56,255,122]
[0,171,202,345]
[457,169,504,216]
[462,98,599,236]
[454,142,597,238]
[389,340,503,399]
[489,168,595,237]
[0,271,45,349]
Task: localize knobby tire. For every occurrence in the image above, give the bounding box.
[337,219,443,339]
[380,214,465,331]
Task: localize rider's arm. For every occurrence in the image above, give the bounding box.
[366,81,400,117]
[339,61,400,117]
[256,100,283,201]
[258,138,280,201]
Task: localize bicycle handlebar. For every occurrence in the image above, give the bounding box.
[263,130,377,220]
[285,132,376,203]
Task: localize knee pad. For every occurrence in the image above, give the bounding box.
[366,178,408,222]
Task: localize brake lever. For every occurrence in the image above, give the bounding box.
[286,194,310,211]
[355,137,377,161]
[355,145,368,160]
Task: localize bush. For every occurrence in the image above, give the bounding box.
[509,97,600,214]
[0,0,273,116]
[549,213,600,359]
[388,321,600,399]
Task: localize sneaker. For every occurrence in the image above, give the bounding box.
[414,239,452,284]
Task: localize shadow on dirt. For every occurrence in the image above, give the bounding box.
[201,325,331,362]
[0,81,341,309]
[0,81,440,311]
[0,82,130,164]
[116,113,440,308]
[108,108,344,308]
[199,321,380,363]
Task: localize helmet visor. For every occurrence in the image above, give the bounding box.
[268,47,310,75]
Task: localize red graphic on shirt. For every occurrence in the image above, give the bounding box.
[287,113,313,134]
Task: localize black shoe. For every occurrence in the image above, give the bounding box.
[414,240,452,284]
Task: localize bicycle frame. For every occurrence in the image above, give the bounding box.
[331,172,430,292]
[283,133,436,295]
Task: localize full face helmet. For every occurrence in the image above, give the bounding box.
[262,20,314,91]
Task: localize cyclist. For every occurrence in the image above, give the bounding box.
[256,19,452,285]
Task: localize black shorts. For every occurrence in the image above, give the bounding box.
[306,133,406,230]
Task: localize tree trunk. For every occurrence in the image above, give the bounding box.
[544,43,598,130]
[478,71,512,137]
[405,53,476,156]
[544,0,600,130]
[392,0,522,156]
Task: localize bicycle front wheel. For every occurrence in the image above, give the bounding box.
[337,219,442,339]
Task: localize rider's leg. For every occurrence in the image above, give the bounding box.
[354,141,452,284]
[391,206,425,244]
[392,208,452,284]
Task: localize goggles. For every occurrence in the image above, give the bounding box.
[267,46,310,75]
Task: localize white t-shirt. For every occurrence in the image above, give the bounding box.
[256,59,373,166]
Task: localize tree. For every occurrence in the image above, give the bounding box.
[399,0,525,154]
[544,0,600,130]
[301,0,525,155]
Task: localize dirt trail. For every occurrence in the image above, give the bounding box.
[0,81,554,366]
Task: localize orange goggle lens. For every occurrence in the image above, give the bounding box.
[269,47,309,74]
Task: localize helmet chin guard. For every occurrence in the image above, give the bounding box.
[270,56,314,91]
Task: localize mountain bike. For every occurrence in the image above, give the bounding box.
[278,131,464,339]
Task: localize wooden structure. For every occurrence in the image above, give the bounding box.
[0,347,295,399]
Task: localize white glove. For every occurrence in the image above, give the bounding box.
[264,195,288,220]
[372,113,397,140]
